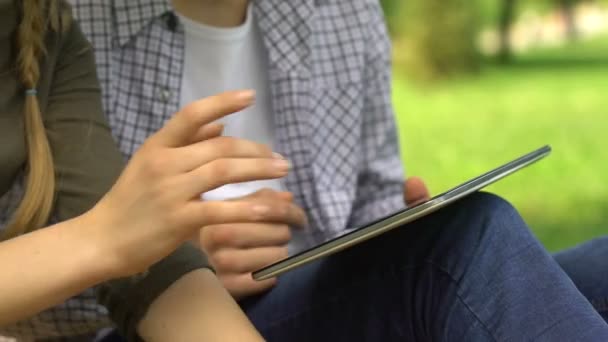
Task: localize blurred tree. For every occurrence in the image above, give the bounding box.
[498,0,517,63]
[401,0,480,81]
[380,0,403,35]
[559,0,578,40]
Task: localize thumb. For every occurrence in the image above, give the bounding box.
[404,176,431,207]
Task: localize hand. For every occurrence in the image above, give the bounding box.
[83,91,294,279]
[404,176,431,207]
[200,189,307,299]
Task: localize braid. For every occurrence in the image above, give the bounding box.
[3,0,64,239]
[17,0,46,88]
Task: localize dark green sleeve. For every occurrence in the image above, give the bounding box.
[43,16,124,221]
[43,7,211,341]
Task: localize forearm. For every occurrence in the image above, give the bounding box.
[0,216,112,326]
[138,269,264,342]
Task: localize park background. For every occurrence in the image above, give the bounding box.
[381,0,607,251]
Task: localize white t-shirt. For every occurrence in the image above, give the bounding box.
[177,5,283,201]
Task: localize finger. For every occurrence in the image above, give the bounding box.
[234,189,293,202]
[236,192,306,228]
[200,224,292,251]
[219,274,277,299]
[189,122,224,143]
[173,137,278,172]
[241,196,307,228]
[276,191,293,202]
[404,176,431,207]
[151,90,255,147]
[232,198,307,228]
[181,158,291,197]
[211,247,289,274]
[179,200,307,236]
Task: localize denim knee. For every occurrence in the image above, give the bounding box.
[456,192,531,244]
[458,192,518,221]
[426,192,540,283]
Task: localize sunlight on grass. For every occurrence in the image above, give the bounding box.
[393,37,608,251]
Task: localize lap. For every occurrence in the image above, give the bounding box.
[241,192,608,341]
[98,193,608,341]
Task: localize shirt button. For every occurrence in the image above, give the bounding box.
[158,88,172,103]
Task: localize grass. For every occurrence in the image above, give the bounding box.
[392,36,608,251]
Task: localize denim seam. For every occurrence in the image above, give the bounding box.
[533,311,583,340]
[423,236,568,342]
[422,237,541,342]
[421,259,500,342]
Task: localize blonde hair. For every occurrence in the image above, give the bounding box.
[3,0,70,239]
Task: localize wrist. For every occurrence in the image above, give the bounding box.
[76,209,125,281]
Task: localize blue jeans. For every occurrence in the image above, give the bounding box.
[240,193,608,341]
[555,237,608,322]
[100,193,608,341]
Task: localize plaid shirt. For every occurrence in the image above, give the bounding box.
[3,0,406,339]
[73,0,406,242]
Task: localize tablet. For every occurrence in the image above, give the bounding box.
[253,145,552,281]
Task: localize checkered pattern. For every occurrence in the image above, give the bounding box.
[0,288,108,340]
[0,0,406,339]
[73,0,406,241]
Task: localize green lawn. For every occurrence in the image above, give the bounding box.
[393,36,608,251]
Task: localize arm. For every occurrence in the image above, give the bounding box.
[42,11,217,338]
[0,217,112,325]
[39,14,267,340]
[348,0,406,227]
[138,269,264,342]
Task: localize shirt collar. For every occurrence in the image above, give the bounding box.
[255,0,316,74]
[114,0,172,47]
[113,0,318,73]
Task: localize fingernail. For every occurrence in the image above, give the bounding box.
[273,152,285,159]
[273,159,291,173]
[236,90,256,104]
